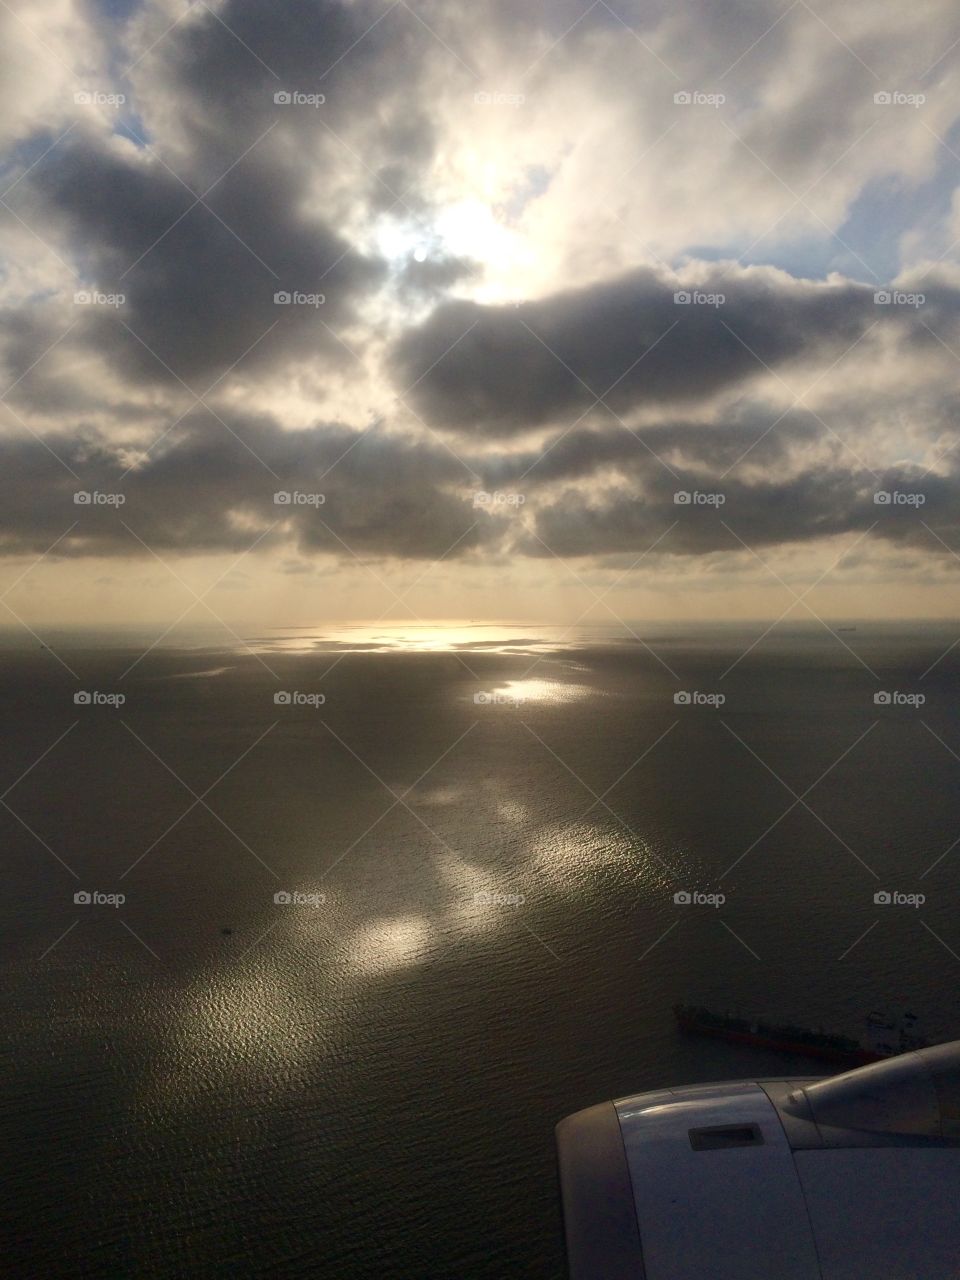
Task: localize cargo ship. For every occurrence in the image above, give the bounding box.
[674,1003,926,1065]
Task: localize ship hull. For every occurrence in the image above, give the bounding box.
[675,1013,883,1065]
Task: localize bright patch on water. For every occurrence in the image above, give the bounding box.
[498,677,592,704]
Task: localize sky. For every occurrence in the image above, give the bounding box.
[1,0,960,634]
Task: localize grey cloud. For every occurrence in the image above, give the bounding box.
[474,408,825,490]
[0,414,490,561]
[12,131,384,388]
[396,255,480,299]
[5,0,488,392]
[2,0,959,591]
[522,463,960,559]
[391,266,891,436]
[135,0,442,201]
[1,407,957,570]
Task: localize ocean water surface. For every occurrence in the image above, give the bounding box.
[1,622,958,1276]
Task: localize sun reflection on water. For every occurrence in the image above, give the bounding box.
[347,916,434,975]
[151,767,672,1097]
[253,623,620,654]
[496,677,592,704]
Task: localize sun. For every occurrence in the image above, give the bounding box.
[433,198,509,261]
[370,198,533,303]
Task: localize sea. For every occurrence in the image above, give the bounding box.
[1,621,958,1277]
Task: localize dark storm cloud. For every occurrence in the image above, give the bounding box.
[0,415,490,561]
[390,266,900,436]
